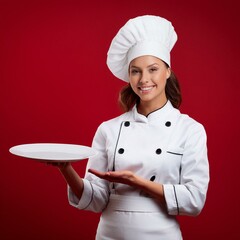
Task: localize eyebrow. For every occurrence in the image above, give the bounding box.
[130,63,159,68]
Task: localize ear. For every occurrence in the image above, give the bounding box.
[166,68,171,79]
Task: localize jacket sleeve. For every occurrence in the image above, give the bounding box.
[163,123,210,216]
[68,123,110,213]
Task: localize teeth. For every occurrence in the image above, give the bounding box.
[141,87,153,91]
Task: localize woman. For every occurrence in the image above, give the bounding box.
[58,15,209,239]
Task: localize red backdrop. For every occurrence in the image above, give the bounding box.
[1,0,239,239]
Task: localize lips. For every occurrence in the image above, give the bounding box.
[138,85,155,93]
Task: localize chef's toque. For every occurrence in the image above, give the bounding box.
[107,15,177,82]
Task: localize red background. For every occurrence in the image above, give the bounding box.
[1,0,239,239]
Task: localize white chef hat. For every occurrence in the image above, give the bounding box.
[107,15,177,82]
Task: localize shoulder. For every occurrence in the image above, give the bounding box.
[178,112,206,136]
[95,110,133,135]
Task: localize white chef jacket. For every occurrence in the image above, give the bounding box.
[68,101,209,239]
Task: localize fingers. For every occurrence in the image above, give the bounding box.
[88,168,97,174]
[88,169,109,177]
[46,161,69,169]
[88,169,123,178]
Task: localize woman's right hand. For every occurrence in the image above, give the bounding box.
[46,161,71,171]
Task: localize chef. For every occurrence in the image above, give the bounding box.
[59,15,210,240]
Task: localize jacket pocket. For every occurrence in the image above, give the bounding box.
[166,147,184,156]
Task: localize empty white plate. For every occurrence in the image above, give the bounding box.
[9,143,97,162]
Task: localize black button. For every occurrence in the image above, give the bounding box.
[165,121,171,127]
[150,176,156,181]
[124,121,130,127]
[118,148,124,154]
[156,148,162,154]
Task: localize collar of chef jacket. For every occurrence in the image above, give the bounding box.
[132,100,178,123]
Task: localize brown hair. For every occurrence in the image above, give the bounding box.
[118,70,182,112]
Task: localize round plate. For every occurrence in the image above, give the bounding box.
[9,143,97,162]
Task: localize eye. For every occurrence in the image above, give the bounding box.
[130,69,140,75]
[149,67,158,73]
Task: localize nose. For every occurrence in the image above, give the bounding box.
[139,71,149,84]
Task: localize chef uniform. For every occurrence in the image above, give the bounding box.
[68,15,209,240]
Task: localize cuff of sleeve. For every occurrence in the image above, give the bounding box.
[68,179,93,209]
[163,184,179,215]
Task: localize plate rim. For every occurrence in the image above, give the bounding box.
[9,143,97,162]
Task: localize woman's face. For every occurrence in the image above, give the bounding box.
[129,55,170,107]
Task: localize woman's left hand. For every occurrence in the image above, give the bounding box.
[88,168,137,187]
[88,168,165,203]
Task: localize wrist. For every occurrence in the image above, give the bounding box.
[59,162,71,172]
[133,175,147,189]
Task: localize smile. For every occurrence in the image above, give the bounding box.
[138,85,155,93]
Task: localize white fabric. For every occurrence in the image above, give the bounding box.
[96,195,182,240]
[107,15,177,82]
[68,101,209,238]
[107,194,165,212]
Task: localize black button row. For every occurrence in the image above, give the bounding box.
[118,148,162,155]
[124,121,171,127]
